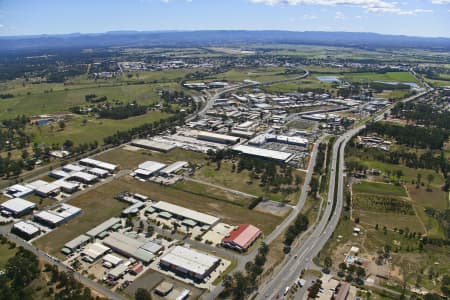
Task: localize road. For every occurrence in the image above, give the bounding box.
[257,86,433,300]
[0,229,126,300]
[204,134,322,300]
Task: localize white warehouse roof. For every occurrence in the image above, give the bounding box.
[159,161,188,175]
[161,246,220,276]
[131,139,176,152]
[232,145,293,162]
[152,201,219,226]
[79,158,118,172]
[13,221,40,235]
[138,161,167,174]
[86,217,121,238]
[0,198,36,214]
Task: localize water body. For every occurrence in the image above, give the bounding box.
[316,76,340,83]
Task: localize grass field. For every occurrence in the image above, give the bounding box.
[352,181,407,197]
[33,183,129,257]
[29,111,169,145]
[194,160,304,203]
[173,180,253,207]
[95,147,206,170]
[0,242,18,269]
[114,176,282,235]
[324,71,418,84]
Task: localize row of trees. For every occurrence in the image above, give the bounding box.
[391,100,450,130]
[284,213,309,248]
[97,103,147,120]
[104,113,185,145]
[365,122,449,150]
[221,243,269,299]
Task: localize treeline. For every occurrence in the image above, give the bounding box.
[0,115,31,152]
[97,103,147,120]
[350,146,449,176]
[284,213,309,247]
[391,101,450,130]
[0,243,103,300]
[104,113,186,146]
[365,122,449,150]
[220,244,269,300]
[85,94,107,103]
[0,93,14,99]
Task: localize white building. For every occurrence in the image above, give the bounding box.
[160,246,221,281]
[79,158,118,172]
[11,221,40,240]
[0,198,36,217]
[232,145,294,162]
[151,201,219,227]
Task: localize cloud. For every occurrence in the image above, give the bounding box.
[431,0,450,4]
[335,11,346,19]
[249,0,434,15]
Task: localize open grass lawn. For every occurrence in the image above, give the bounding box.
[325,71,418,83]
[114,176,282,235]
[357,210,425,233]
[374,90,411,101]
[347,157,445,186]
[33,183,129,257]
[352,181,407,197]
[95,147,206,170]
[29,111,169,145]
[0,242,18,269]
[0,81,177,119]
[173,180,253,207]
[194,160,304,203]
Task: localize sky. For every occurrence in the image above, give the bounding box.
[0,0,449,37]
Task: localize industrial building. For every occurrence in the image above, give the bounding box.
[248,134,308,147]
[134,161,166,179]
[151,201,220,228]
[11,221,40,240]
[221,224,262,252]
[69,171,98,184]
[232,145,294,162]
[63,234,91,253]
[4,184,35,198]
[131,139,176,152]
[102,232,162,264]
[86,217,122,238]
[121,201,145,216]
[79,158,118,172]
[159,161,188,177]
[82,243,111,262]
[160,246,221,281]
[33,204,82,228]
[27,180,60,197]
[0,198,36,217]
[196,131,240,145]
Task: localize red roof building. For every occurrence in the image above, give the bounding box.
[222,224,262,251]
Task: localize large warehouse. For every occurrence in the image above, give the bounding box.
[222,224,262,252]
[33,204,82,228]
[151,201,219,228]
[196,131,240,145]
[102,232,162,264]
[134,161,167,179]
[79,158,118,172]
[0,198,36,217]
[160,246,221,281]
[131,139,176,152]
[11,221,40,240]
[232,145,294,162]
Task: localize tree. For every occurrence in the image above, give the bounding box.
[427,173,434,191]
[416,173,422,188]
[58,120,66,130]
[324,257,332,271]
[135,288,152,300]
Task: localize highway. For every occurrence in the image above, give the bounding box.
[204,135,322,300]
[256,86,433,300]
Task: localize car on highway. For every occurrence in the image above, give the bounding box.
[284,286,290,296]
[297,278,306,287]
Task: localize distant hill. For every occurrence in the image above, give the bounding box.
[1,30,449,51]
